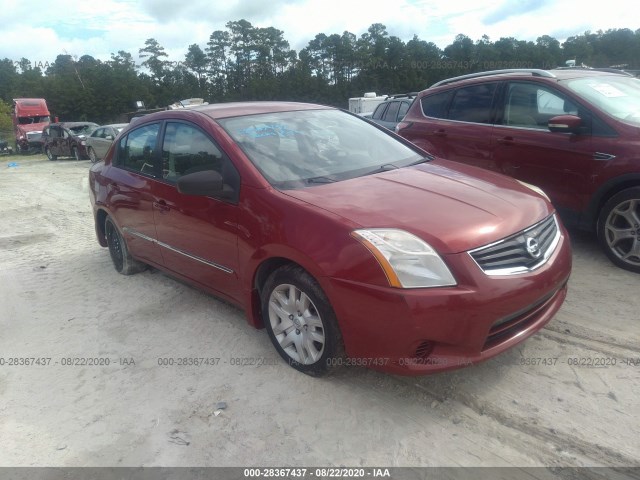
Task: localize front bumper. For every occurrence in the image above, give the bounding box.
[326,226,572,375]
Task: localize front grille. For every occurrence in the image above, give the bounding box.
[27,132,42,141]
[483,288,559,350]
[469,214,560,275]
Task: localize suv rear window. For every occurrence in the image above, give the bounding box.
[371,103,387,120]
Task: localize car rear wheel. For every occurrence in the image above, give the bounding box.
[104,216,147,275]
[45,147,57,161]
[261,265,344,376]
[598,187,640,273]
[72,146,81,161]
[88,147,98,163]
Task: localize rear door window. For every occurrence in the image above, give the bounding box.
[382,101,401,122]
[420,91,451,119]
[115,123,160,176]
[447,83,498,124]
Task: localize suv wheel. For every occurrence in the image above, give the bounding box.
[45,147,57,161]
[598,187,640,273]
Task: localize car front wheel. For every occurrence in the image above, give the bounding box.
[104,216,147,275]
[45,147,57,161]
[88,147,98,163]
[598,187,640,273]
[261,265,344,376]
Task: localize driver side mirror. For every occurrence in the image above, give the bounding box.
[548,115,582,134]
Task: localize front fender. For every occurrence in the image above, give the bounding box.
[581,172,640,230]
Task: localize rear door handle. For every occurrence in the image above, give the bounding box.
[433,129,447,137]
[496,136,515,145]
[154,199,170,213]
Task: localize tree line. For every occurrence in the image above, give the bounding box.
[1,22,639,126]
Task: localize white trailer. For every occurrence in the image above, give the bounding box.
[348,92,388,115]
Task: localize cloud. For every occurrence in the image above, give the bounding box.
[139,0,302,25]
[483,0,551,26]
[0,0,636,66]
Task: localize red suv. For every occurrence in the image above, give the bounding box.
[397,68,640,273]
[89,102,571,376]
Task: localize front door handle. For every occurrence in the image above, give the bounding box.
[433,129,447,137]
[154,200,170,213]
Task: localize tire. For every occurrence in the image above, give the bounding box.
[597,187,640,273]
[88,147,98,163]
[45,147,57,161]
[72,146,81,161]
[104,216,147,275]
[261,264,345,376]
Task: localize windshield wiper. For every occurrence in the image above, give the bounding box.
[408,155,434,166]
[364,163,399,176]
[306,176,336,184]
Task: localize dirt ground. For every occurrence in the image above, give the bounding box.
[0,154,638,468]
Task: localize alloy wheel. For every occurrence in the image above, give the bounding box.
[268,283,326,365]
[604,198,640,268]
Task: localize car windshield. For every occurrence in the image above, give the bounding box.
[18,115,50,124]
[69,124,98,135]
[564,76,640,127]
[218,109,423,189]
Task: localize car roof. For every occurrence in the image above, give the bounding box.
[385,93,418,100]
[51,122,99,128]
[428,68,634,89]
[139,101,333,122]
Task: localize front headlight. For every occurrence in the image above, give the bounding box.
[516,180,550,202]
[352,229,456,288]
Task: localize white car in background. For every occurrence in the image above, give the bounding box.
[87,123,128,163]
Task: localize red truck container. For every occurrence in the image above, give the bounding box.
[12,98,51,153]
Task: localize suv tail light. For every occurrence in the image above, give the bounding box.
[395,121,412,134]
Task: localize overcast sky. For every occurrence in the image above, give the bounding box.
[0,0,636,67]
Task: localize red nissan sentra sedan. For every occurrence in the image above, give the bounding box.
[89,102,572,376]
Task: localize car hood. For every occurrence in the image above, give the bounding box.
[284,159,553,254]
